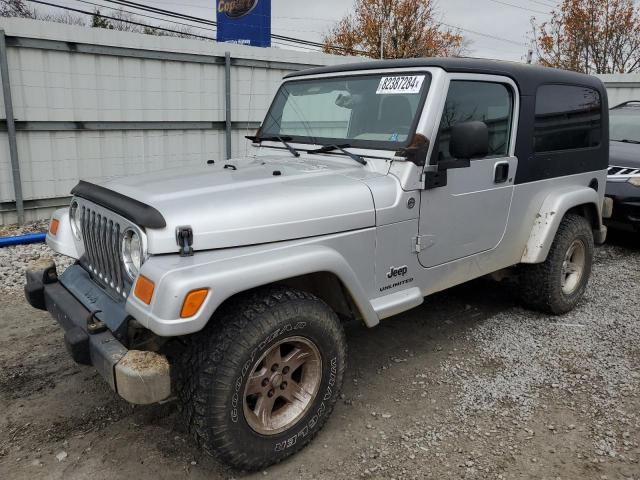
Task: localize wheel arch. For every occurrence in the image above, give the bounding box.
[521,186,604,264]
[279,271,371,322]
[215,271,367,327]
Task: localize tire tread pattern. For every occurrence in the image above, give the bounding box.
[175,286,346,471]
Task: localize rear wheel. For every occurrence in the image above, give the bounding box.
[519,214,594,314]
[176,286,346,471]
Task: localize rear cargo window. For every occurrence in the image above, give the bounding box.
[534,85,602,153]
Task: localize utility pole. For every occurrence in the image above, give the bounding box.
[526,37,534,64]
[380,27,385,59]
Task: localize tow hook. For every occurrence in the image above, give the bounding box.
[87,310,107,334]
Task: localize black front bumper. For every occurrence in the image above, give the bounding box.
[605,180,640,231]
[25,260,129,390]
[25,261,171,404]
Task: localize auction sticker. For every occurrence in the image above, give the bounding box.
[376,75,425,94]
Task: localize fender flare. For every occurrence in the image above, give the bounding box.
[128,243,380,336]
[521,186,602,264]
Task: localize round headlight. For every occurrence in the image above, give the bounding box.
[122,229,143,279]
[69,201,82,240]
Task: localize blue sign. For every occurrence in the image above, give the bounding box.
[216,0,271,48]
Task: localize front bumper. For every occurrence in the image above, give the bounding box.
[25,259,171,405]
[605,180,640,231]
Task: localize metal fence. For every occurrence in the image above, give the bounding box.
[0,18,360,225]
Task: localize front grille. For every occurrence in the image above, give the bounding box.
[608,165,640,177]
[78,203,130,298]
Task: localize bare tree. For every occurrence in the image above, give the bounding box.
[0,0,36,18]
[39,11,86,26]
[2,0,85,25]
[90,8,197,39]
[323,0,465,58]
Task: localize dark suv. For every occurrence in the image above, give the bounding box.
[607,101,640,232]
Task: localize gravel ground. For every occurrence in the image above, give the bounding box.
[0,222,74,294]
[0,220,51,237]
[0,230,638,479]
[0,244,74,294]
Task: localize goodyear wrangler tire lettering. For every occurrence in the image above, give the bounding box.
[176,286,346,471]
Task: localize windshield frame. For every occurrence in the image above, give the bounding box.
[258,70,432,152]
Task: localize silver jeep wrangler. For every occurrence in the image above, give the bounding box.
[26,58,609,470]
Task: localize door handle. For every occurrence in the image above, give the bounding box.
[494,161,509,184]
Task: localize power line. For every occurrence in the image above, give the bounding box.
[122,0,341,25]
[68,0,326,38]
[27,0,367,54]
[69,0,217,34]
[440,21,526,46]
[103,0,218,26]
[99,0,328,36]
[27,0,217,39]
[528,0,557,8]
[484,0,550,14]
[101,0,367,53]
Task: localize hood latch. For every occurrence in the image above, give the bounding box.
[176,226,194,257]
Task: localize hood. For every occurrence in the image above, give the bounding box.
[99,155,378,254]
[610,141,640,169]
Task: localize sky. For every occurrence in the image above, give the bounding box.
[44,0,559,62]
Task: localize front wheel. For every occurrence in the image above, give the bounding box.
[519,214,594,314]
[176,286,346,471]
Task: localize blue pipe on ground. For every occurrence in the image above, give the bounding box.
[0,233,47,247]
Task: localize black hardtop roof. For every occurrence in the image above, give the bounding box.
[284,57,605,96]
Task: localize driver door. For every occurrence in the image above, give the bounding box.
[418,76,519,268]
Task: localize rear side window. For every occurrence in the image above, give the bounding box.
[436,81,514,161]
[534,85,601,153]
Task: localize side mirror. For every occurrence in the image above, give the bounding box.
[449,120,489,161]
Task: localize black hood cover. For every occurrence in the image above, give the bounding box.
[71,181,166,229]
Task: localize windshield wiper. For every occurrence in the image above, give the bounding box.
[612,138,640,144]
[307,144,367,165]
[245,135,300,157]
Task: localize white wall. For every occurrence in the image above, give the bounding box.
[597,74,640,107]
[0,18,361,224]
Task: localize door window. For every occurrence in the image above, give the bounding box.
[435,80,514,162]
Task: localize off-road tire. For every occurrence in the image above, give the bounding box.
[519,214,594,315]
[176,286,347,471]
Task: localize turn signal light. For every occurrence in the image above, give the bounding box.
[134,275,155,305]
[180,289,209,318]
[49,219,60,236]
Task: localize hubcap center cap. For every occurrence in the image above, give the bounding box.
[270,372,283,388]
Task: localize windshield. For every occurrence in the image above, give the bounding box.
[610,106,640,142]
[259,72,431,150]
